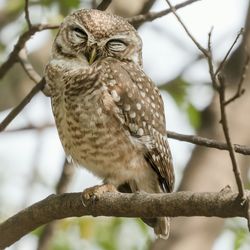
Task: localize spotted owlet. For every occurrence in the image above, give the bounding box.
[44,9,174,238]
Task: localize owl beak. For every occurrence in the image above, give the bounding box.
[88,47,97,65]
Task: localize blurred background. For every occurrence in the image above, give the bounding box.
[0,0,250,249]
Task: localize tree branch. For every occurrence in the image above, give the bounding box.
[218,76,245,200]
[167,130,250,155]
[165,0,208,56]
[24,0,32,29]
[224,54,249,105]
[128,0,201,26]
[97,0,112,11]
[0,78,45,132]
[0,190,248,249]
[0,24,58,80]
[18,48,41,83]
[215,28,244,76]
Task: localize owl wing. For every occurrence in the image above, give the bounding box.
[100,58,174,192]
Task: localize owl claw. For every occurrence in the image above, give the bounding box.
[81,184,117,206]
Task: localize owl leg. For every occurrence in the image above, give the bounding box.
[81,183,117,206]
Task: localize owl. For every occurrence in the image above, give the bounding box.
[44,9,174,239]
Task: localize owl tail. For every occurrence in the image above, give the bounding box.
[142,217,170,239]
[118,183,171,239]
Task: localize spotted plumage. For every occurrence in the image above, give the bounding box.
[44,9,174,238]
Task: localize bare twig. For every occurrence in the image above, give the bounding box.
[215,28,244,76]
[0,191,248,249]
[0,78,46,132]
[0,124,54,133]
[224,54,249,105]
[128,0,201,26]
[2,124,250,156]
[207,26,246,201]
[97,0,112,10]
[0,24,58,79]
[218,76,245,200]
[165,0,208,56]
[24,0,32,29]
[18,48,41,83]
[167,130,250,156]
[206,27,219,89]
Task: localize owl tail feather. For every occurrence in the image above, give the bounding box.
[154,217,170,240]
[141,217,170,239]
[118,183,171,239]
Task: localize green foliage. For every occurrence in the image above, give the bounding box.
[41,0,81,15]
[95,218,123,250]
[187,103,201,129]
[233,228,248,250]
[160,77,201,129]
[31,225,44,238]
[35,217,151,250]
[5,0,24,14]
[226,219,250,250]
[160,77,188,106]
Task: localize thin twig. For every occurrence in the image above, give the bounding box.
[0,24,58,79]
[18,48,41,83]
[215,28,244,76]
[165,0,208,57]
[128,0,201,26]
[97,0,112,10]
[24,0,32,29]
[224,54,249,105]
[0,78,46,132]
[207,28,219,89]
[218,75,245,200]
[167,130,250,156]
[2,124,250,156]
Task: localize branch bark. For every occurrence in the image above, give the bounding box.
[0,24,58,80]
[0,78,45,132]
[0,191,248,249]
[127,0,200,26]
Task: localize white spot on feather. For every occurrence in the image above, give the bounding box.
[124,104,130,111]
[111,90,120,102]
[137,128,144,136]
[136,103,142,110]
[129,112,136,118]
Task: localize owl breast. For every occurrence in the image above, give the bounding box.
[51,78,144,184]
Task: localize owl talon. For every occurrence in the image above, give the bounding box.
[81,184,117,206]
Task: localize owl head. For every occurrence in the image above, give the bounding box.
[52,9,142,66]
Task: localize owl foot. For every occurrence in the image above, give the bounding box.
[81,184,117,207]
